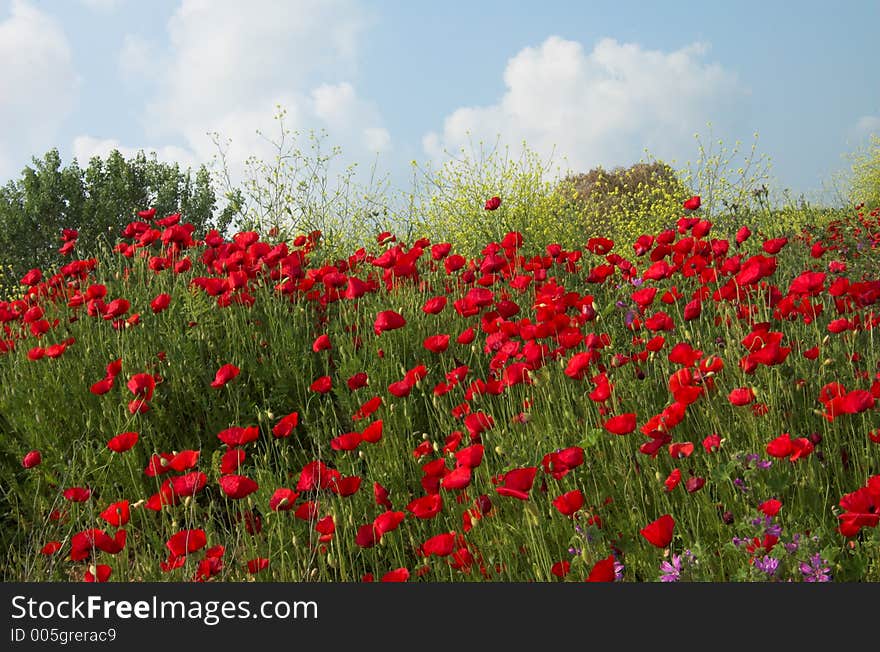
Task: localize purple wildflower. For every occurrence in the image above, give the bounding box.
[799,554,831,582]
[659,554,682,582]
[754,555,780,578]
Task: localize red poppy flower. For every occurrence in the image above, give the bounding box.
[296,460,340,491]
[90,376,114,395]
[217,426,259,447]
[729,387,755,406]
[211,363,240,388]
[374,310,406,335]
[127,373,155,400]
[312,334,332,352]
[352,396,382,421]
[310,375,332,394]
[837,475,880,537]
[603,413,637,435]
[766,433,813,461]
[685,476,705,493]
[360,419,383,443]
[63,487,91,502]
[20,268,42,286]
[841,390,875,415]
[381,568,410,582]
[246,558,270,574]
[464,411,494,438]
[272,412,300,438]
[150,293,171,313]
[407,493,443,519]
[423,296,447,314]
[355,523,378,548]
[702,433,722,453]
[219,475,259,499]
[564,352,594,380]
[456,327,476,344]
[586,237,614,255]
[669,442,694,459]
[484,196,502,211]
[683,196,701,210]
[373,510,406,537]
[315,515,336,542]
[331,431,362,451]
[424,334,450,353]
[100,500,130,527]
[347,372,369,391]
[421,532,456,557]
[40,541,62,555]
[441,465,472,491]
[585,554,617,582]
[102,298,130,320]
[495,467,538,500]
[374,481,391,508]
[542,446,585,479]
[640,514,675,548]
[552,490,584,516]
[552,561,571,578]
[70,529,127,561]
[664,468,682,492]
[167,472,208,498]
[330,475,362,497]
[762,237,788,254]
[455,444,485,469]
[759,498,782,517]
[22,450,41,469]
[166,529,207,557]
[220,448,246,474]
[85,565,112,583]
[107,431,138,453]
[269,488,299,511]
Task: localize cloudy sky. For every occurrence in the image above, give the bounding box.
[1,0,878,204]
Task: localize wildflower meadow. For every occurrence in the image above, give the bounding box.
[1,187,878,583]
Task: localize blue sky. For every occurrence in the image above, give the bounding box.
[1,0,878,206]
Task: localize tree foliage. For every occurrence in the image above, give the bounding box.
[554,160,692,243]
[0,148,227,295]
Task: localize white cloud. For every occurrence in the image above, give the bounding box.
[72,135,200,170]
[423,36,748,175]
[118,34,160,85]
[0,0,79,180]
[118,0,390,196]
[136,0,372,139]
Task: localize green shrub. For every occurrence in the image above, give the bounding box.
[553,160,690,245]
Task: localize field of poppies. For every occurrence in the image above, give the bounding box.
[1,196,879,583]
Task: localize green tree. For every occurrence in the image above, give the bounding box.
[0,148,221,296]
